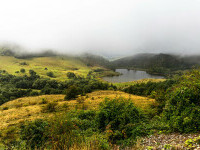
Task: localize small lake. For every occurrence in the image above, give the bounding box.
[103,69,164,83]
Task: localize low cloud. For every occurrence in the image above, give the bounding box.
[0,0,200,56]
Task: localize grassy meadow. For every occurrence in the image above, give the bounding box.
[0,56,108,81]
[0,56,91,80]
[0,90,155,130]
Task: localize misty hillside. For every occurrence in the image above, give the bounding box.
[0,46,57,58]
[79,53,114,69]
[0,46,112,69]
[0,47,118,81]
[111,53,199,75]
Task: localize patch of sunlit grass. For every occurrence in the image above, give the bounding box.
[83,90,155,110]
[0,91,155,130]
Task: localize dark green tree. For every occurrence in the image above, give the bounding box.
[66,72,76,79]
[64,85,80,100]
[20,68,25,73]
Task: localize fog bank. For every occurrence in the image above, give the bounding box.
[0,0,200,56]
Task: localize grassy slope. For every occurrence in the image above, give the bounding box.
[0,90,155,130]
[0,56,92,81]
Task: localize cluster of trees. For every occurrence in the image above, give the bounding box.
[123,79,176,114]
[0,70,116,105]
[0,70,39,105]
[123,69,200,133]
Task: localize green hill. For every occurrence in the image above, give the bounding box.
[0,52,118,81]
[111,53,197,76]
[0,55,91,81]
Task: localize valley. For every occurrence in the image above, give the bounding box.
[0,49,200,149]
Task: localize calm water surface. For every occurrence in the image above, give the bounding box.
[103,69,164,83]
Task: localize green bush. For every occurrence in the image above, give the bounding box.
[47,115,81,150]
[20,68,25,73]
[74,110,96,130]
[42,102,58,113]
[0,127,19,149]
[95,97,146,144]
[20,119,48,149]
[46,71,54,78]
[163,70,200,133]
[20,62,28,65]
[86,134,111,150]
[66,72,76,79]
[40,98,48,104]
[65,85,80,100]
[29,91,39,96]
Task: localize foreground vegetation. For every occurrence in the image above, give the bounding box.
[0,91,154,130]
[1,68,200,149]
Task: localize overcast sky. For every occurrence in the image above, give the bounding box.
[0,0,200,56]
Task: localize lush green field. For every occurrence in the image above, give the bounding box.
[0,56,93,81]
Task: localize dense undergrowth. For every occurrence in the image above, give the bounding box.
[1,98,149,149]
[1,69,200,149]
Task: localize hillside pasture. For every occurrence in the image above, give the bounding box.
[0,56,91,80]
[0,90,155,130]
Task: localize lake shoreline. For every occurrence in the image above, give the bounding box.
[102,69,165,83]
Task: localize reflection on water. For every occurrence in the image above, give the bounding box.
[103,69,164,83]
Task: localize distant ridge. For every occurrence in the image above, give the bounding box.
[111,53,200,76]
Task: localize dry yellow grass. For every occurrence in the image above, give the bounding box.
[84,90,155,110]
[0,95,65,129]
[0,91,155,130]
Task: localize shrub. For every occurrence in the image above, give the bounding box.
[20,68,25,73]
[62,103,69,110]
[29,91,39,96]
[93,68,104,72]
[33,79,48,89]
[2,106,9,110]
[42,102,58,113]
[67,72,76,79]
[29,69,36,75]
[86,134,111,150]
[95,97,146,144]
[20,62,28,65]
[47,116,81,150]
[76,96,85,104]
[123,79,175,114]
[46,71,54,78]
[65,85,80,100]
[20,119,48,149]
[0,127,19,149]
[40,98,48,104]
[163,70,200,133]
